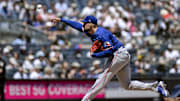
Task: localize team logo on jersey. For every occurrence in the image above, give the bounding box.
[104,41,111,47]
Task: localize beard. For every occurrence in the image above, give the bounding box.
[83,23,92,31]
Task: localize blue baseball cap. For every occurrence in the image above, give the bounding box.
[81,15,97,25]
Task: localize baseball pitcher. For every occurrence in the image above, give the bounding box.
[52,15,169,101]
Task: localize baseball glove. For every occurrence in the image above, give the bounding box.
[90,40,104,53]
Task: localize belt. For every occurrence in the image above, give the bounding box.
[113,46,127,56]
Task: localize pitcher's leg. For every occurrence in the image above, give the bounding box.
[116,64,131,89]
[82,56,114,101]
[81,68,114,101]
[82,49,132,101]
[82,51,129,101]
[128,80,158,91]
[116,64,158,91]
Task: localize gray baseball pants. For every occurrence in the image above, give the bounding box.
[82,47,157,101]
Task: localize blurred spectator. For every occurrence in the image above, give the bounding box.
[165,44,180,61]
[177,59,180,69]
[23,54,34,72]
[2,45,12,63]
[19,45,27,55]
[76,67,88,79]
[81,1,95,16]
[43,66,56,79]
[71,61,80,69]
[59,61,69,78]
[29,65,43,79]
[6,58,18,79]
[102,13,116,28]
[63,39,72,49]
[12,34,27,45]
[13,66,28,79]
[132,28,143,37]
[66,3,79,18]
[9,57,18,68]
[52,63,62,78]
[121,29,131,42]
[145,48,157,65]
[34,50,47,67]
[0,0,9,17]
[46,9,56,21]
[7,55,19,70]
[87,66,98,79]
[92,60,103,74]
[11,52,20,65]
[169,64,180,74]
[95,5,103,19]
[74,44,82,58]
[55,0,68,14]
[67,68,77,79]
[44,9,56,32]
[134,58,145,75]
[68,62,80,79]
[49,48,63,62]
[158,51,167,66]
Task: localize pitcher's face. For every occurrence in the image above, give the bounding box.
[83,23,94,32]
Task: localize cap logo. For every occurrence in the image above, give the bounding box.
[89,19,91,22]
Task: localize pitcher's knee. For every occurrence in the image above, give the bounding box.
[125,54,130,61]
[121,81,131,90]
[121,52,130,59]
[120,55,130,64]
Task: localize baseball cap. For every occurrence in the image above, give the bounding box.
[81,16,97,25]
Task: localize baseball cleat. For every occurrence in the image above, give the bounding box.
[157,81,169,97]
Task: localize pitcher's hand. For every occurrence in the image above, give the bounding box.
[51,17,61,25]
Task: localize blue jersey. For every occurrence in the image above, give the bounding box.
[61,18,124,58]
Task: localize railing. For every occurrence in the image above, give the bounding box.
[0,16,48,44]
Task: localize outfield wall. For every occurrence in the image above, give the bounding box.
[3,75,180,100]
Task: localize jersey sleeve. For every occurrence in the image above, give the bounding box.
[92,48,113,58]
[61,18,83,32]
